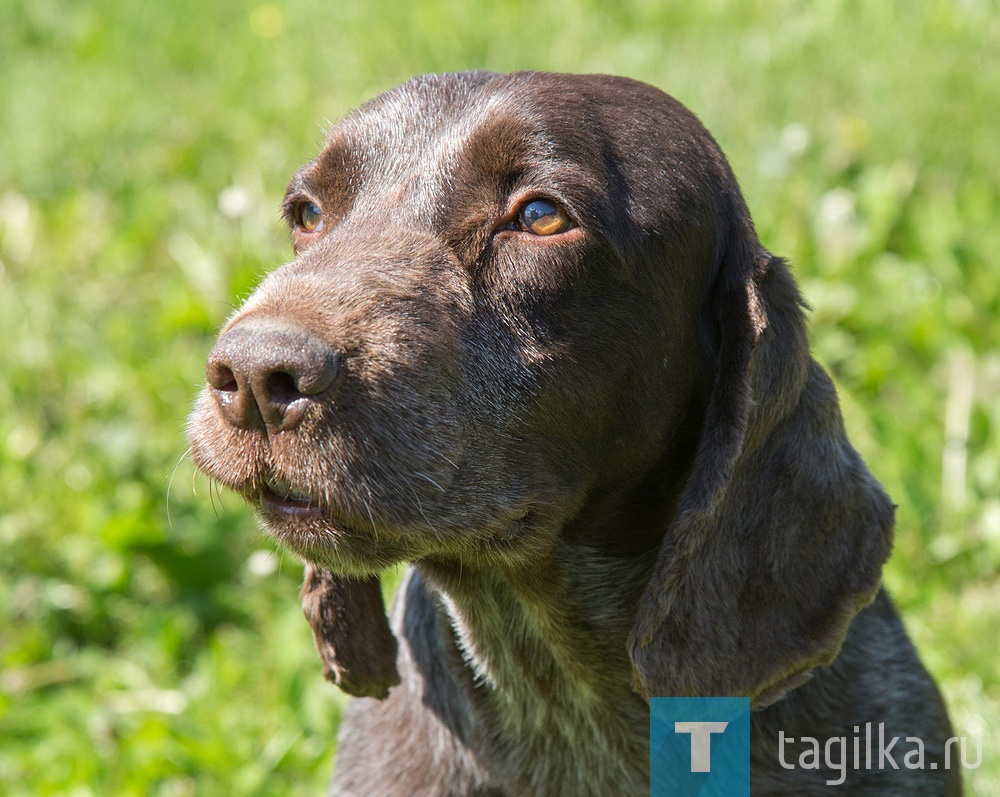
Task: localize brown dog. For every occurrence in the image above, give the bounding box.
[188,71,960,795]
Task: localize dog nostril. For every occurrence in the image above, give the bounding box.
[208,364,239,393]
[265,370,303,405]
[254,356,338,429]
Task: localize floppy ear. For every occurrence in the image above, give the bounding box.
[629,232,895,709]
[300,565,400,699]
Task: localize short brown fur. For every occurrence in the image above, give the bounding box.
[188,71,959,795]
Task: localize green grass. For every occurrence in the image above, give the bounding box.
[1,0,997,793]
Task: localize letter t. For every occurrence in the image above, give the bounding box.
[674,721,730,772]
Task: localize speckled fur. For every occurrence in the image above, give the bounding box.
[187,72,960,796]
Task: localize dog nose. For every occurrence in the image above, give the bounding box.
[206,320,340,431]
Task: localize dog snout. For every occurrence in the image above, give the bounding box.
[206,320,340,431]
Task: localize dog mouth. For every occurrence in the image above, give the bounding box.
[232,462,554,576]
[254,469,409,573]
[260,473,323,518]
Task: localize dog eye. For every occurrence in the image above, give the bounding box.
[517,199,573,236]
[296,201,324,233]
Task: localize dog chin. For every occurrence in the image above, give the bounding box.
[256,508,408,577]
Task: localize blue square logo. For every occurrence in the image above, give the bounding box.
[650,697,750,797]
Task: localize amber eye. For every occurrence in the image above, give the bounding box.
[296,201,323,233]
[517,199,573,236]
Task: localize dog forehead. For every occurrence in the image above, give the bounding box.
[299,72,723,241]
[326,73,568,182]
[303,73,598,226]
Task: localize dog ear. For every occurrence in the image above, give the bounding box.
[629,231,895,709]
[301,566,400,699]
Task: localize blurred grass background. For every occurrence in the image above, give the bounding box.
[1,0,997,794]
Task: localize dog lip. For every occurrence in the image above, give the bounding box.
[260,474,322,517]
[260,487,323,517]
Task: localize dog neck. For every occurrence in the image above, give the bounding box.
[413,541,655,792]
[424,542,652,690]
[401,411,702,790]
